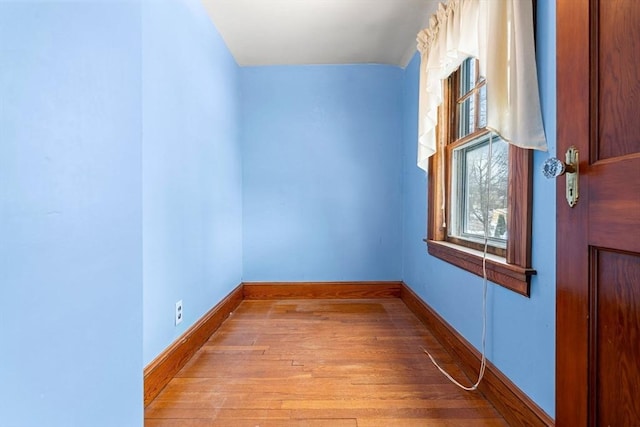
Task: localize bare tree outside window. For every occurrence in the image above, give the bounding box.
[462,138,509,240]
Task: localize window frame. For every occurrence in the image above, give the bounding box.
[425,61,536,297]
[446,58,508,258]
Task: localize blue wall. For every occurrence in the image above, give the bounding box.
[0,2,143,426]
[1,0,556,422]
[241,66,404,282]
[142,0,242,365]
[400,0,556,417]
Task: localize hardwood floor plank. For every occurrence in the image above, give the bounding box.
[146,408,292,420]
[286,406,508,419]
[145,420,217,427]
[281,399,494,410]
[358,418,508,427]
[145,299,507,426]
[148,393,283,409]
[147,419,358,427]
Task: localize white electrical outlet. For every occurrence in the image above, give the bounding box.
[175,300,183,326]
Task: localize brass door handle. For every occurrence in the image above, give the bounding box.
[543,146,579,207]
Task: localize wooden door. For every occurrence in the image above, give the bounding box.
[557,1,640,426]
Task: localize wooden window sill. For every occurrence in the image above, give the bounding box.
[425,239,535,297]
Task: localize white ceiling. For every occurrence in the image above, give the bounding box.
[201,0,439,68]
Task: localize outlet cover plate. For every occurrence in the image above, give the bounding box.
[175,300,183,326]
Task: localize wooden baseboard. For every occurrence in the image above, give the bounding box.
[242,281,403,299]
[143,284,244,406]
[400,283,554,427]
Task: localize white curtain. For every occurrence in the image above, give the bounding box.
[416,0,547,171]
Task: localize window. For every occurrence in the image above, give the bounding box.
[426,58,535,296]
[447,58,508,257]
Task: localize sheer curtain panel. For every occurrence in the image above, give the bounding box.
[416,0,547,171]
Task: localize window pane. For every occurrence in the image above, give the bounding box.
[478,84,487,128]
[451,136,508,244]
[458,97,475,138]
[459,57,476,97]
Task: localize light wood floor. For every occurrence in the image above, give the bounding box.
[145,299,508,426]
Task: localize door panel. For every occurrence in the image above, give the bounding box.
[598,0,640,160]
[592,249,640,426]
[589,159,640,254]
[557,0,640,425]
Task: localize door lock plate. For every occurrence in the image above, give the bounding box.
[565,146,579,207]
